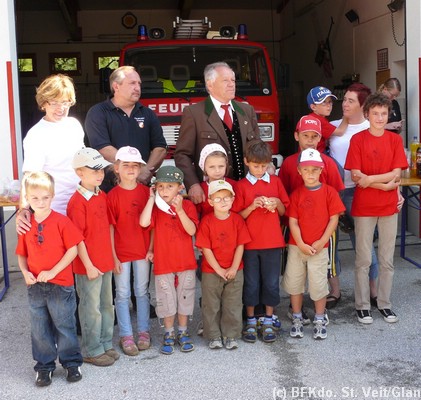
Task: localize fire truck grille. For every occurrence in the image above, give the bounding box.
[162,125,180,146]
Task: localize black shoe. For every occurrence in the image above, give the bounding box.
[150,304,157,319]
[66,366,82,383]
[35,370,52,387]
[370,296,378,308]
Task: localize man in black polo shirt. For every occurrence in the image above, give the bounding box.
[85,65,167,190]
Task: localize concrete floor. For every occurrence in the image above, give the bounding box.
[1,209,421,400]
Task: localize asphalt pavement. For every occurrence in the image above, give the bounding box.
[0,209,420,400]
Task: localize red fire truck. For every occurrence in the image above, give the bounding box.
[118,17,282,166]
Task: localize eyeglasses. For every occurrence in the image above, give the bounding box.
[47,101,72,108]
[37,224,44,245]
[211,196,233,203]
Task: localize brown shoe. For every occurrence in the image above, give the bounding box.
[105,348,120,360]
[137,332,151,351]
[120,336,139,356]
[83,353,115,367]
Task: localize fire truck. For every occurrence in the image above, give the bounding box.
[118,17,282,166]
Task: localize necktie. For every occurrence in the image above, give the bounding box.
[221,104,233,130]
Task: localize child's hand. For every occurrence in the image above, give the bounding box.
[384,176,400,191]
[146,250,154,262]
[298,243,317,256]
[224,266,238,280]
[354,172,370,188]
[37,270,56,283]
[310,240,325,254]
[148,185,156,199]
[252,196,267,210]
[172,194,184,213]
[23,271,37,286]
[215,266,228,281]
[86,266,104,280]
[264,197,278,213]
[113,257,122,274]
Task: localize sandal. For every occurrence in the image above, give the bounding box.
[160,332,175,355]
[261,325,276,343]
[326,293,341,309]
[137,331,151,351]
[177,331,195,352]
[242,324,257,343]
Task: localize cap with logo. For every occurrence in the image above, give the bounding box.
[208,180,235,197]
[298,148,324,168]
[198,143,227,172]
[296,115,322,136]
[115,146,146,164]
[155,166,184,183]
[307,86,338,106]
[72,147,112,170]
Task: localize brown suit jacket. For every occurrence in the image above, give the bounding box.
[174,97,260,190]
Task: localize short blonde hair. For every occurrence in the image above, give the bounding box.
[35,74,76,110]
[24,171,55,196]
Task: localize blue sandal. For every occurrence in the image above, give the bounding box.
[160,332,175,355]
[177,331,194,352]
[261,325,276,343]
[242,324,257,343]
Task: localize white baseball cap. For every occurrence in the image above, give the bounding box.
[72,148,111,170]
[298,148,324,168]
[115,146,146,164]
[208,180,235,197]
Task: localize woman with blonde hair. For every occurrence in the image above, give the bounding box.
[378,77,403,133]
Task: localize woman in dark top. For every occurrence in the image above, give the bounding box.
[378,78,402,133]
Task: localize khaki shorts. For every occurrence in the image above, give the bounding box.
[155,270,196,318]
[281,245,329,301]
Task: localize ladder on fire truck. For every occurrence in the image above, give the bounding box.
[172,17,211,39]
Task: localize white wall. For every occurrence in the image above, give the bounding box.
[0,0,22,182]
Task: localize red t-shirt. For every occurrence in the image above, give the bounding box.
[15,211,83,286]
[107,184,150,262]
[150,200,198,275]
[287,184,345,247]
[278,152,345,194]
[67,190,114,274]
[309,112,336,153]
[195,212,251,273]
[232,176,290,250]
[196,177,237,218]
[344,129,408,216]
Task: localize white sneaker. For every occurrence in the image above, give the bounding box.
[290,318,304,338]
[378,309,398,323]
[356,309,373,324]
[209,337,223,349]
[224,338,239,350]
[313,320,327,340]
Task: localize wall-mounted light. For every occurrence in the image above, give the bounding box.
[345,9,359,24]
[387,0,404,13]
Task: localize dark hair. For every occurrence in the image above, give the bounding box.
[363,93,392,116]
[245,139,272,163]
[346,83,371,106]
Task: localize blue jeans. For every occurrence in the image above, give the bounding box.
[342,187,379,280]
[114,260,150,336]
[76,272,114,357]
[28,283,82,372]
[243,248,281,307]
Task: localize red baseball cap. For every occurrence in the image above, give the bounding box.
[296,115,322,136]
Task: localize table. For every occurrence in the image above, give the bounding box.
[400,177,421,268]
[0,201,19,301]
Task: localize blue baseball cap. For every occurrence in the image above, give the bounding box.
[307,86,337,106]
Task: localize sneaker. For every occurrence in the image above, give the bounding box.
[261,324,277,343]
[290,318,304,338]
[66,366,82,383]
[287,306,311,325]
[160,332,176,355]
[105,348,120,360]
[83,353,115,367]
[120,336,139,356]
[356,309,373,324]
[35,370,52,387]
[196,320,204,336]
[209,337,223,349]
[224,338,239,350]
[378,308,398,323]
[313,319,327,340]
[177,331,195,352]
[137,332,151,351]
[242,323,257,343]
[324,309,330,326]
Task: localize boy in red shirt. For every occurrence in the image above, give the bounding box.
[196,180,251,350]
[232,139,289,344]
[67,148,118,367]
[282,149,345,340]
[140,166,198,355]
[16,171,83,386]
[279,115,345,318]
[344,93,407,324]
[307,86,347,153]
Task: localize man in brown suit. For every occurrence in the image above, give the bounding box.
[174,61,260,204]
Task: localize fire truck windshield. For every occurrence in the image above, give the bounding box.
[124,44,273,99]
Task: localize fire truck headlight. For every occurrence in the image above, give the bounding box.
[258,123,274,141]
